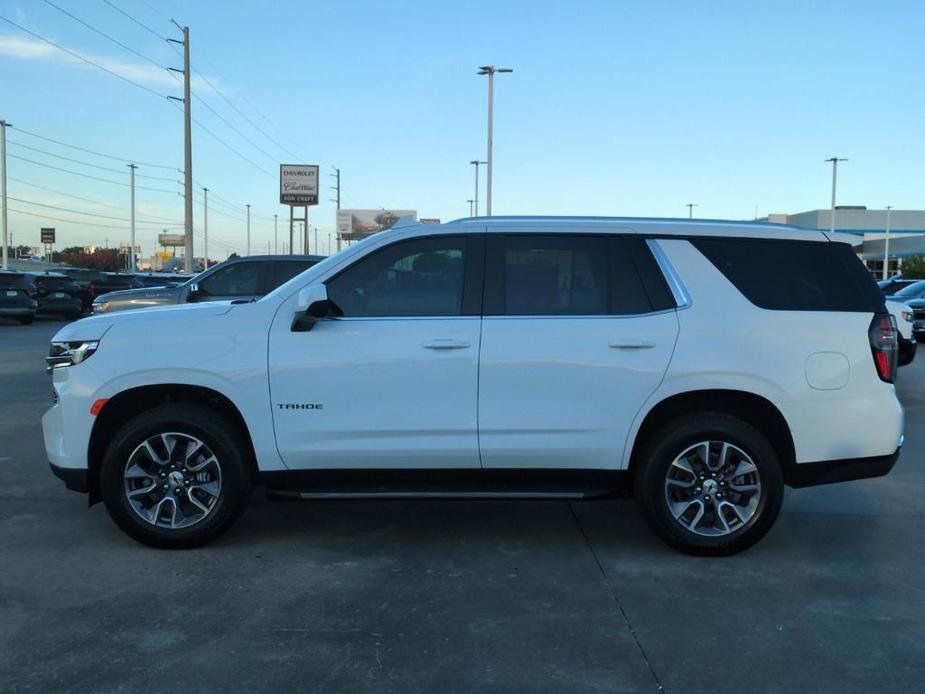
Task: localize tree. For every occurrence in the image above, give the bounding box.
[59,247,122,271]
[899,255,925,279]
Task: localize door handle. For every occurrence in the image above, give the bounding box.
[609,338,655,349]
[422,339,471,350]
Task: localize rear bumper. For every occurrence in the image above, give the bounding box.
[0,306,36,316]
[787,447,900,488]
[49,462,89,493]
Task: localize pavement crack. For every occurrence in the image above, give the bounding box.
[568,502,666,693]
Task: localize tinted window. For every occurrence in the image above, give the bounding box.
[327,236,467,317]
[273,260,317,289]
[692,238,884,312]
[199,262,262,296]
[626,238,676,311]
[0,273,27,288]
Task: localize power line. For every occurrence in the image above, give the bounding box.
[7,154,178,193]
[168,100,275,179]
[7,206,181,231]
[8,196,180,226]
[7,140,178,181]
[192,91,280,164]
[41,0,166,69]
[12,127,179,170]
[101,0,169,42]
[0,15,169,99]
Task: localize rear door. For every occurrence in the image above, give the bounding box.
[478,233,679,469]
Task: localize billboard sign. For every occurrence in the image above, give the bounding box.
[336,209,417,240]
[280,164,319,205]
[40,227,55,244]
[419,218,441,225]
[158,233,186,247]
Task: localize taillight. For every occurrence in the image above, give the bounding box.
[869,313,898,383]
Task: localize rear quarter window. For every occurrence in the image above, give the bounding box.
[691,238,884,312]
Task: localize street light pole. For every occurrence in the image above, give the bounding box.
[883,206,893,280]
[274,214,278,254]
[1,119,9,271]
[246,203,251,256]
[686,203,698,219]
[470,160,486,216]
[202,187,208,268]
[825,157,848,233]
[128,164,137,272]
[478,66,513,216]
[467,199,474,217]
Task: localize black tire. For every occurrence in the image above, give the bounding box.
[634,413,784,556]
[100,403,253,549]
[17,315,34,325]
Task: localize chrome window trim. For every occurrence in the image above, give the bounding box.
[646,239,691,309]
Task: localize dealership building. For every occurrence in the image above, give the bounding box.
[765,207,925,276]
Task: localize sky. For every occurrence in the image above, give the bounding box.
[0,0,923,259]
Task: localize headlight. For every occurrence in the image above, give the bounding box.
[46,340,100,374]
[93,301,110,313]
[902,310,913,323]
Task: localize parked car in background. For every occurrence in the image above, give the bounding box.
[44,217,902,556]
[878,278,918,295]
[0,270,38,324]
[58,269,107,312]
[886,299,916,366]
[887,279,925,303]
[131,272,193,289]
[904,298,925,342]
[92,255,324,314]
[26,272,83,320]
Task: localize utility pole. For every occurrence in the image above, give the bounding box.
[478,66,513,216]
[246,204,251,256]
[202,187,208,268]
[883,206,893,280]
[1,119,9,271]
[467,199,474,217]
[128,163,137,271]
[686,203,698,219]
[299,222,304,253]
[825,157,848,233]
[274,214,278,254]
[470,160,486,215]
[330,166,341,251]
[313,225,318,256]
[168,23,193,272]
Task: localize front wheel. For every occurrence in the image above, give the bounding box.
[634,413,784,556]
[100,404,253,548]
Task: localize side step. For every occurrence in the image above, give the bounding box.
[262,469,631,502]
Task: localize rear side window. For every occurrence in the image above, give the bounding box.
[692,238,884,312]
[484,234,673,316]
[199,262,262,296]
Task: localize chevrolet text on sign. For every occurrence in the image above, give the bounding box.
[280,165,320,205]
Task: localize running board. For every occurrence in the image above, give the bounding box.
[261,469,631,502]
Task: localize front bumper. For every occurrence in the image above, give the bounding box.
[49,462,89,493]
[788,447,900,488]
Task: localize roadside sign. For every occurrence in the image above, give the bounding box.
[158,233,185,247]
[40,228,55,244]
[280,165,319,205]
[420,218,441,225]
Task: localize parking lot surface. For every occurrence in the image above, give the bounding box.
[1,318,923,693]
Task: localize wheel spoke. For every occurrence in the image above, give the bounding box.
[191,480,220,499]
[127,482,157,498]
[186,490,210,515]
[188,455,217,473]
[141,440,165,466]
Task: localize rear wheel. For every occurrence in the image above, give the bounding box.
[100,404,253,548]
[634,413,784,556]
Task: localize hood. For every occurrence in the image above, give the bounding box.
[52,301,234,342]
[95,286,179,302]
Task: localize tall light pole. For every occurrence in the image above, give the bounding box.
[128,164,137,272]
[246,203,251,256]
[274,214,278,254]
[467,199,474,216]
[883,206,893,280]
[1,119,9,271]
[168,23,193,272]
[478,65,513,216]
[825,157,848,233]
[686,203,698,219]
[470,160,486,215]
[202,187,208,268]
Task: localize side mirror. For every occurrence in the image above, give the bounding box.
[186,283,201,302]
[292,284,342,332]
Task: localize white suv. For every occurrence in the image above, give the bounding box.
[42,217,904,555]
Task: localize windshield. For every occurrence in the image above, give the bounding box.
[893,280,925,298]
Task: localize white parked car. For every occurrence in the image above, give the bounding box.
[42,217,903,555]
[885,299,916,366]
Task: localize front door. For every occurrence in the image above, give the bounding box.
[268,234,484,469]
[478,233,679,469]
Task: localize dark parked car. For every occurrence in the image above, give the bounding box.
[887,280,925,303]
[878,278,919,295]
[58,269,107,311]
[0,270,39,324]
[131,272,193,288]
[93,255,325,314]
[26,272,83,320]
